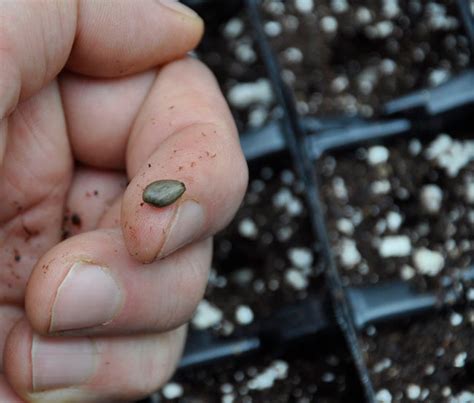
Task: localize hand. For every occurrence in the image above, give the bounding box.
[0,1,248,401]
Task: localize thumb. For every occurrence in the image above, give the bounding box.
[67,0,203,77]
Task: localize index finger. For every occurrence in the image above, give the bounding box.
[122,57,249,262]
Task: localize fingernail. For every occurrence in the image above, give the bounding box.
[158,0,200,19]
[159,200,205,258]
[32,336,97,391]
[50,263,122,332]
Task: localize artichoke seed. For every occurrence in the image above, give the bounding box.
[142,180,186,207]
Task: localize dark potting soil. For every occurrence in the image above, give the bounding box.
[318,133,474,400]
[363,310,474,402]
[319,132,474,297]
[261,0,471,117]
[197,11,277,133]
[172,334,362,403]
[154,153,363,402]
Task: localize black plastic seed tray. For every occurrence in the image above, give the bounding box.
[140,1,474,402]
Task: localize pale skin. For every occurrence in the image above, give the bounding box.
[0,1,248,402]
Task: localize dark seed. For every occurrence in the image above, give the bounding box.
[142,180,186,207]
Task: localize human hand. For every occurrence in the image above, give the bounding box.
[0,1,248,401]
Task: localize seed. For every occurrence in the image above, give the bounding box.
[142,180,186,207]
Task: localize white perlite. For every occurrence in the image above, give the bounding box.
[285,269,308,290]
[413,248,444,276]
[409,138,422,156]
[425,134,474,177]
[264,21,282,37]
[356,7,373,24]
[235,43,256,64]
[248,106,268,127]
[406,384,421,400]
[273,187,303,216]
[227,79,273,109]
[429,68,450,87]
[247,360,288,390]
[321,16,338,33]
[235,305,254,325]
[375,389,392,403]
[331,0,349,13]
[420,184,443,214]
[371,180,391,195]
[373,358,392,373]
[332,177,348,200]
[454,352,467,368]
[378,236,412,257]
[400,265,416,280]
[467,288,474,301]
[367,145,389,165]
[338,238,362,268]
[367,21,394,39]
[238,218,258,239]
[380,58,396,75]
[294,0,314,13]
[222,394,235,403]
[450,312,463,327]
[223,18,244,38]
[288,247,313,269]
[331,75,349,93]
[336,218,354,235]
[449,391,474,403]
[192,300,223,329]
[382,0,400,18]
[282,47,303,64]
[162,383,183,399]
[386,211,402,232]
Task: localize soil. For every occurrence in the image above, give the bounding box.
[173,334,362,403]
[261,0,471,117]
[362,310,474,402]
[197,10,277,133]
[318,132,474,401]
[152,153,363,402]
[319,132,474,296]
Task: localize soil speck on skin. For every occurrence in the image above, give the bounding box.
[13,250,21,262]
[71,214,82,227]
